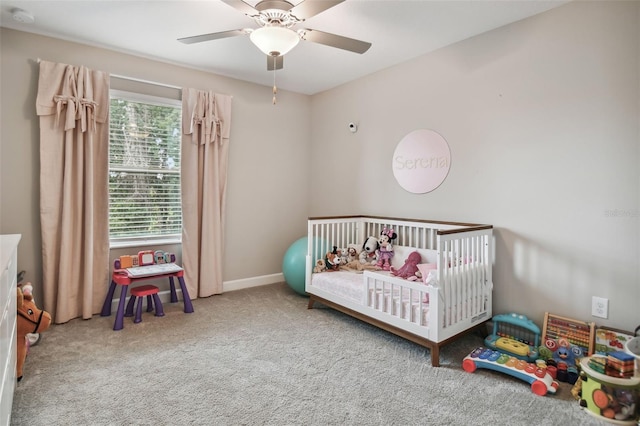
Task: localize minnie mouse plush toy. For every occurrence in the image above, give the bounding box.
[376,227,397,271]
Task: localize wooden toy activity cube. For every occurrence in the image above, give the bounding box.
[541,312,595,357]
[538,313,595,384]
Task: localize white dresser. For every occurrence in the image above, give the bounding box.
[0,234,20,426]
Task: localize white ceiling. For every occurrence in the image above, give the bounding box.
[0,0,568,95]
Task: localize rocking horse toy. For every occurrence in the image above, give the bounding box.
[17,283,52,381]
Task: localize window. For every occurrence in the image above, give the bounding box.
[108,90,182,246]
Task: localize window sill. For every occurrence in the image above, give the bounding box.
[109,237,182,249]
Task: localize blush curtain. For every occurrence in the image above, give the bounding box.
[36,60,110,323]
[181,88,232,297]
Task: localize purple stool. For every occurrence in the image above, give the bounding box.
[125,285,164,323]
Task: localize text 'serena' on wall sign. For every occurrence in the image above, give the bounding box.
[392,129,451,194]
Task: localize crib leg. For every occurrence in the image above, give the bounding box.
[477,322,490,338]
[431,345,440,367]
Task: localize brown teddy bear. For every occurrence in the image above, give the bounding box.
[313,258,326,273]
[17,283,52,381]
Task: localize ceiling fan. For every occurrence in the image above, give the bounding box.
[178,0,372,71]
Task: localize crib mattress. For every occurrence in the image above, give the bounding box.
[310,270,431,324]
[310,270,370,304]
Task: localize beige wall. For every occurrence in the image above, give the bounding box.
[310,1,639,331]
[0,29,311,297]
[1,1,638,331]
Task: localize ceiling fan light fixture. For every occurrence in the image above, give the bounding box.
[249,26,299,56]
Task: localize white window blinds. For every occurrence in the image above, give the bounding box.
[108,91,182,242]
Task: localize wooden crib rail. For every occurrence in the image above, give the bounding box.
[309,215,492,231]
[308,216,492,253]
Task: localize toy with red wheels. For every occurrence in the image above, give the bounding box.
[463,347,560,396]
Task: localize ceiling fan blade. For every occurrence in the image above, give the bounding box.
[299,29,371,54]
[290,0,345,20]
[267,55,284,71]
[220,0,259,16]
[178,29,248,45]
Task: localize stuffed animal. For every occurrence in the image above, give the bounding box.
[313,258,326,273]
[359,236,379,265]
[325,246,341,271]
[336,248,348,266]
[345,246,359,263]
[17,283,52,381]
[376,227,397,271]
[391,251,422,280]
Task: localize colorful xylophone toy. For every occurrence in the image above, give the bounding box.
[463,346,559,396]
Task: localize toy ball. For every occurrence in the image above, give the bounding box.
[282,237,326,296]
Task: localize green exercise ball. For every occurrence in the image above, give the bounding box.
[282,237,327,296]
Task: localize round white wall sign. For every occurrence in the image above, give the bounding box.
[392,129,451,194]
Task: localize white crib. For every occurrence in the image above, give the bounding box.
[305,215,494,367]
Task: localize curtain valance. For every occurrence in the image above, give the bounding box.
[36,60,109,132]
[182,88,232,145]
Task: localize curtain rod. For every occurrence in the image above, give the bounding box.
[35,58,182,90]
[110,74,182,91]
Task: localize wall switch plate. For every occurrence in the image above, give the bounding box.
[592,296,609,319]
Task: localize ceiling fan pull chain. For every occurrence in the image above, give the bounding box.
[272,55,277,105]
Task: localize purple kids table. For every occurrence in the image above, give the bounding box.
[100,264,194,331]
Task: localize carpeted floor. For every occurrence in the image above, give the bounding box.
[11,283,609,425]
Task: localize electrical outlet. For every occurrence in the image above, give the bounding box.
[592,296,608,319]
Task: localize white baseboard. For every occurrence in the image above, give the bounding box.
[108,273,284,311]
[223,273,284,292]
